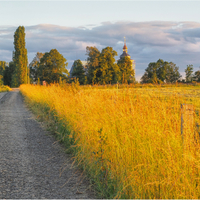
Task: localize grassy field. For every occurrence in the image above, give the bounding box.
[20,83,200,199]
[0,85,11,92]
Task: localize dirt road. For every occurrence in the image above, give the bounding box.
[0,89,94,198]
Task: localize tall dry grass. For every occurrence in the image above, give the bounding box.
[0,85,11,92]
[20,83,200,199]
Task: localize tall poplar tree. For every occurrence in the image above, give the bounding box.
[11,26,28,87]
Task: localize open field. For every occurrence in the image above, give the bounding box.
[20,83,200,199]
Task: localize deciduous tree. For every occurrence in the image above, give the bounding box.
[141,59,181,83]
[3,62,15,86]
[71,59,86,85]
[29,52,44,83]
[86,46,121,84]
[185,64,193,82]
[37,49,69,84]
[0,61,6,76]
[194,69,200,82]
[98,47,120,84]
[0,61,7,85]
[86,46,101,84]
[117,56,135,84]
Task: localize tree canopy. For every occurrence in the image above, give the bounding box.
[98,47,120,84]
[71,59,86,85]
[194,69,200,82]
[117,56,135,84]
[86,46,123,84]
[37,49,69,84]
[5,26,200,86]
[86,46,101,84]
[0,61,6,76]
[141,59,181,83]
[185,64,193,82]
[0,61,7,85]
[3,62,15,86]
[29,52,44,83]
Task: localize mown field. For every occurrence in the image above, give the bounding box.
[20,83,200,199]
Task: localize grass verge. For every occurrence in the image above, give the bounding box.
[0,85,12,92]
[20,83,200,199]
[20,89,115,198]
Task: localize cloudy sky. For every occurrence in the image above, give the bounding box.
[1,1,200,81]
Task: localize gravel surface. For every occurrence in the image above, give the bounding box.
[0,89,95,199]
[0,92,7,100]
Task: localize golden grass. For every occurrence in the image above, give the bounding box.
[0,85,11,92]
[20,83,200,199]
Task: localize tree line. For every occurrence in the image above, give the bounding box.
[141,59,200,84]
[71,46,135,85]
[0,26,200,87]
[1,26,70,87]
[0,26,135,86]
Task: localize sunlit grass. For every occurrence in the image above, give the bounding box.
[0,85,12,92]
[20,83,200,199]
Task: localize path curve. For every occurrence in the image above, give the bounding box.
[0,89,95,199]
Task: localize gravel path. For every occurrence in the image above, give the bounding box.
[0,89,95,199]
[0,92,7,100]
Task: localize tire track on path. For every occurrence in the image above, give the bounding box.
[0,89,95,199]
[0,92,8,101]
